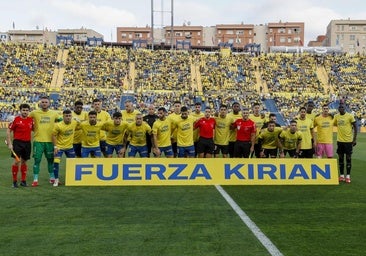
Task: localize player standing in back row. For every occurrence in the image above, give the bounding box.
[313,104,334,159]
[333,103,357,183]
[30,96,61,187]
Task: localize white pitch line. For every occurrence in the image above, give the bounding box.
[215,185,283,256]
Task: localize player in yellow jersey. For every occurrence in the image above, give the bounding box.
[168,100,182,157]
[278,120,302,158]
[249,103,267,158]
[214,104,231,158]
[152,107,174,157]
[124,113,152,157]
[258,121,283,158]
[29,96,62,187]
[121,99,141,156]
[313,104,334,158]
[333,104,357,183]
[92,98,111,157]
[72,100,88,157]
[227,102,242,158]
[173,106,196,158]
[191,102,204,156]
[101,111,129,158]
[52,109,79,186]
[80,111,103,158]
[296,107,315,158]
[121,99,141,124]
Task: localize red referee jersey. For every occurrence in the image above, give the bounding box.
[8,116,33,141]
[233,118,256,142]
[194,117,216,139]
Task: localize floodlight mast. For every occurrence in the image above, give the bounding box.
[170,0,174,50]
[151,0,174,50]
[151,0,154,50]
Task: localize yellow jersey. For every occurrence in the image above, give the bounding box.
[121,109,141,124]
[80,122,103,148]
[258,127,283,149]
[30,109,61,142]
[296,117,314,150]
[334,112,356,143]
[127,122,152,147]
[152,118,173,147]
[174,116,195,147]
[95,110,111,141]
[52,120,79,150]
[168,112,182,141]
[249,114,266,143]
[279,130,303,150]
[227,112,242,142]
[72,111,88,144]
[214,115,232,146]
[314,115,334,144]
[102,120,129,145]
[191,111,205,142]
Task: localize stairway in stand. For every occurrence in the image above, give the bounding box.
[252,58,268,94]
[316,65,333,94]
[49,49,69,91]
[190,60,203,94]
[124,61,135,91]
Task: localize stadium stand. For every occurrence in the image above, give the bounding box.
[0,42,365,130]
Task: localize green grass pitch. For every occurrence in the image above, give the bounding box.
[0,129,365,256]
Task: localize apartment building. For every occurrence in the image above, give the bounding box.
[117,27,151,44]
[163,25,204,46]
[116,21,304,52]
[266,22,304,51]
[215,24,255,48]
[324,19,366,54]
[7,28,102,45]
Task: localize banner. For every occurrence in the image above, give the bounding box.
[65,158,338,186]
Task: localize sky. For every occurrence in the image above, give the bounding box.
[1,0,365,44]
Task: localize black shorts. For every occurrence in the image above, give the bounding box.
[253,143,261,158]
[337,141,353,155]
[13,139,31,161]
[172,142,178,155]
[284,149,296,158]
[196,137,215,154]
[234,141,251,158]
[73,143,82,158]
[299,148,314,158]
[214,144,229,155]
[228,141,236,157]
[263,148,278,158]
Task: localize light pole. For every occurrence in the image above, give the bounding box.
[151,0,174,50]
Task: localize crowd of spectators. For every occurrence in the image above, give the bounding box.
[133,50,192,92]
[324,53,366,117]
[199,52,257,93]
[63,45,129,89]
[1,42,366,123]
[259,53,324,94]
[0,43,58,88]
